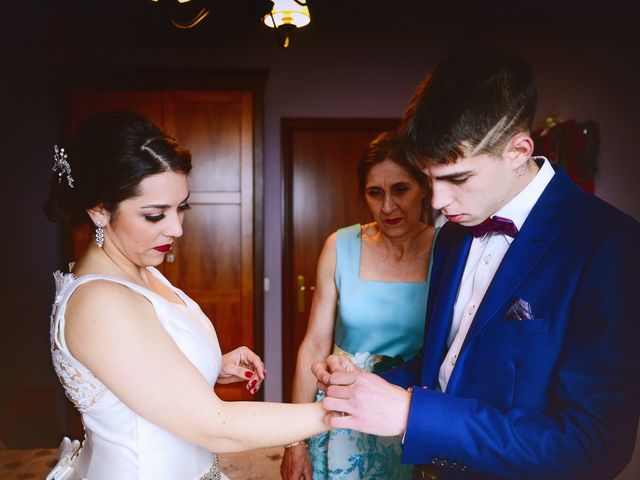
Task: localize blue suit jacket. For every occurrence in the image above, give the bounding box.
[382,166,640,479]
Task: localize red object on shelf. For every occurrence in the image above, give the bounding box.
[532,118,599,193]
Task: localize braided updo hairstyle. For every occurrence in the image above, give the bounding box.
[44,110,192,226]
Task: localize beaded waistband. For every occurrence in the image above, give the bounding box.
[200,453,221,480]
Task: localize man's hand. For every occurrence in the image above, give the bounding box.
[322,370,411,437]
[280,443,312,480]
[311,354,358,392]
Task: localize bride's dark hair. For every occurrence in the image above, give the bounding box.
[44,110,192,226]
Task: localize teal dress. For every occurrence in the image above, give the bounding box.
[308,224,432,479]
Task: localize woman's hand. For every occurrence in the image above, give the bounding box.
[312,354,359,392]
[280,443,312,480]
[217,346,266,395]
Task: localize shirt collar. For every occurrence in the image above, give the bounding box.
[493,156,555,232]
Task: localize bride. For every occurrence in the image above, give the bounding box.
[43,110,328,479]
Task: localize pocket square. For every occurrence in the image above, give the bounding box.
[505,298,534,320]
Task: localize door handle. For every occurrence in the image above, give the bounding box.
[297,275,306,313]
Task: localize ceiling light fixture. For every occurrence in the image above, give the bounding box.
[149,0,210,30]
[149,0,311,48]
[262,0,311,48]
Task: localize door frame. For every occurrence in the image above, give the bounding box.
[281,117,401,400]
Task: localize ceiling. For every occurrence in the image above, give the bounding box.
[16,0,631,51]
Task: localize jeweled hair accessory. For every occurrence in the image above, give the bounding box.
[53,145,74,188]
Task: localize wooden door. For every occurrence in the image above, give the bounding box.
[160,90,255,402]
[68,89,255,402]
[282,118,399,401]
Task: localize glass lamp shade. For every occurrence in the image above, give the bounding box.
[262,0,311,29]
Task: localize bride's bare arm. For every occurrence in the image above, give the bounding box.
[65,280,328,453]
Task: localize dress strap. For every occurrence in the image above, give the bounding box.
[334,223,362,290]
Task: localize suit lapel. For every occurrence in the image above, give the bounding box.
[462,167,576,348]
[422,224,472,387]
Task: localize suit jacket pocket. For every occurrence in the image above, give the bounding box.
[500,317,550,334]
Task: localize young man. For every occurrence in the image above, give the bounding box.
[314,47,640,479]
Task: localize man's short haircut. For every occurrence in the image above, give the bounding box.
[401,46,538,167]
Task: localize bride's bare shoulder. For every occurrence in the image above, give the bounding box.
[64,278,156,363]
[68,277,137,307]
[65,278,153,333]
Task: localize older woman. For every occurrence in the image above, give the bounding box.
[281,131,436,480]
[44,110,328,480]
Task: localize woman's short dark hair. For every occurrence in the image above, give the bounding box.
[44,110,192,226]
[357,130,430,211]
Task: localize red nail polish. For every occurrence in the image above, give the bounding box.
[245,371,254,379]
[250,379,257,388]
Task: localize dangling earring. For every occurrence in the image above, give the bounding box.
[95,222,105,248]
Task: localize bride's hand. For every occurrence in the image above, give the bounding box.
[217,346,266,395]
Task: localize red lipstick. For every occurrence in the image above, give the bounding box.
[384,218,402,225]
[153,244,172,253]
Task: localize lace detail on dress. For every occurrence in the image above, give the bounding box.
[200,453,221,480]
[50,270,107,412]
[51,270,76,316]
[51,348,107,412]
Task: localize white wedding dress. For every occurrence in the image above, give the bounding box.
[48,267,228,480]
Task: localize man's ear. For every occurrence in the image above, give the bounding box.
[86,204,110,227]
[504,132,534,170]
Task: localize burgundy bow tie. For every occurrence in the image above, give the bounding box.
[470,216,518,238]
